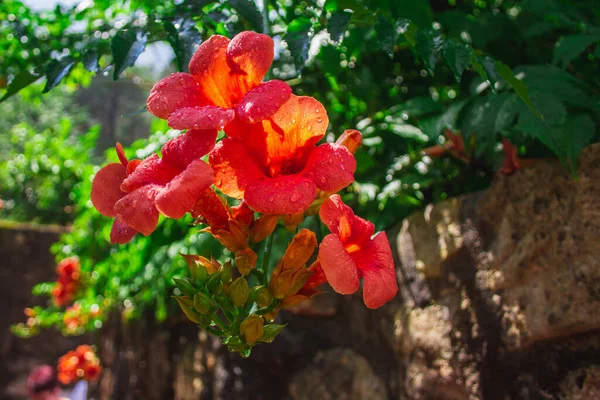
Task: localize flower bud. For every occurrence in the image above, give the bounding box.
[174,296,202,324]
[193,292,212,314]
[207,273,223,294]
[230,277,250,307]
[220,261,233,283]
[249,215,279,243]
[256,287,272,307]
[235,248,258,276]
[281,213,304,232]
[173,277,196,297]
[335,129,362,154]
[240,314,264,344]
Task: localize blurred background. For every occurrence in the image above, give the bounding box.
[1,0,599,399]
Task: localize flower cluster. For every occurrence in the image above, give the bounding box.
[92,31,398,355]
[51,258,81,307]
[57,345,102,385]
[62,303,102,335]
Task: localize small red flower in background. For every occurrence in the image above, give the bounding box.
[317,195,398,309]
[147,31,291,131]
[91,129,215,243]
[499,138,521,175]
[52,258,81,307]
[210,95,358,215]
[57,345,102,385]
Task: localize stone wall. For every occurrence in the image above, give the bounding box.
[3,144,600,399]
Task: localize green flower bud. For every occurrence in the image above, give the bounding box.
[240,314,264,344]
[193,292,212,315]
[259,324,286,343]
[220,261,233,283]
[230,277,250,307]
[173,277,196,297]
[174,296,201,324]
[207,272,223,294]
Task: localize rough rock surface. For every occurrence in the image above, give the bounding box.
[395,144,600,399]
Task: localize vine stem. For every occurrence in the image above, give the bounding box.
[262,0,273,80]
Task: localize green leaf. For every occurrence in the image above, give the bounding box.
[493,93,520,133]
[478,56,499,88]
[392,96,442,118]
[259,324,286,343]
[82,49,100,73]
[443,39,472,82]
[418,99,467,140]
[284,17,312,69]
[111,29,148,80]
[164,19,202,72]
[565,114,595,167]
[415,29,443,74]
[495,62,542,120]
[375,16,396,58]
[389,123,429,142]
[516,92,566,153]
[0,71,41,103]
[329,11,352,44]
[553,33,600,69]
[43,57,77,93]
[229,0,264,32]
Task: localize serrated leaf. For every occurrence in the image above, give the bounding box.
[493,93,520,133]
[375,16,396,58]
[418,99,467,140]
[516,92,566,153]
[443,39,472,82]
[82,48,99,72]
[478,55,499,88]
[389,123,428,142]
[495,62,542,120]
[415,29,443,74]
[329,10,352,44]
[111,29,148,80]
[565,114,595,167]
[0,71,41,102]
[553,33,600,69]
[229,0,264,32]
[43,57,77,93]
[284,17,312,69]
[164,19,202,72]
[393,96,442,118]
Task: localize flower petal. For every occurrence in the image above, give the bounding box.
[226,95,328,175]
[120,154,179,192]
[319,194,374,243]
[167,106,235,130]
[91,163,126,217]
[114,185,161,235]
[155,160,214,219]
[236,80,292,124]
[191,189,230,230]
[161,129,218,171]
[110,215,138,244]
[147,72,205,119]
[245,175,316,214]
[354,232,398,309]
[302,143,356,192]
[318,234,360,295]
[209,137,266,198]
[226,31,274,90]
[188,35,233,108]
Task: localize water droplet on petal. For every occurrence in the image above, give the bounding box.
[316,117,323,123]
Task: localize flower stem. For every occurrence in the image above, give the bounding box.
[212,314,229,333]
[261,231,274,284]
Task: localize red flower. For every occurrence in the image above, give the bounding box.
[91,129,215,243]
[147,31,291,130]
[317,195,398,309]
[499,138,521,175]
[52,258,81,307]
[210,95,358,214]
[57,345,102,385]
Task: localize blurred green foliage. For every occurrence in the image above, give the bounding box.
[3,0,599,336]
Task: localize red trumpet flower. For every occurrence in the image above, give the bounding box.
[318,195,398,309]
[147,31,291,131]
[91,130,215,243]
[210,95,358,215]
